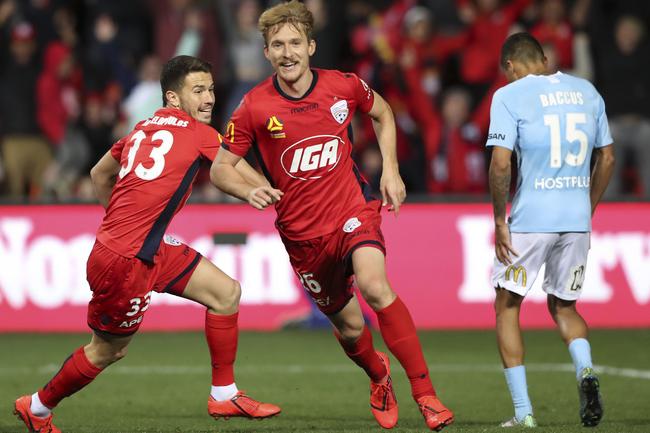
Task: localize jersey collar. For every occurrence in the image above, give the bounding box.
[273,69,319,101]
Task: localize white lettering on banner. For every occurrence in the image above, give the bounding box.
[457,216,494,302]
[25,236,73,308]
[455,216,646,303]
[0,217,301,309]
[614,233,650,304]
[0,218,31,308]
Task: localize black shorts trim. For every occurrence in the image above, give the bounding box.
[162,251,202,294]
[89,324,139,337]
[343,239,386,275]
[324,293,355,317]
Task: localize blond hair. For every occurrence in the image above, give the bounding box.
[258,0,314,45]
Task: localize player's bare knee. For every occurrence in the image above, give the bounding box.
[358,276,394,310]
[207,279,241,312]
[338,321,364,342]
[547,295,576,317]
[223,279,242,308]
[109,346,129,364]
[494,287,522,313]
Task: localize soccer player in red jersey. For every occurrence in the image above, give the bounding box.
[13,56,282,433]
[211,2,454,430]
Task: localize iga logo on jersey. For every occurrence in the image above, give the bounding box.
[280,135,343,180]
[330,100,349,124]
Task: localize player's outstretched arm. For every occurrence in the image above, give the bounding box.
[211,148,282,210]
[368,90,406,216]
[234,157,271,188]
[489,146,518,265]
[90,150,121,209]
[590,144,615,216]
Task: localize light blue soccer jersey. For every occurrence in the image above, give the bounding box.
[486,72,613,232]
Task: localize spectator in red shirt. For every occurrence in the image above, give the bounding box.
[530,0,574,70]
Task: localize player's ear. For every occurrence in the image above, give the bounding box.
[504,60,517,81]
[165,89,180,109]
[263,45,271,61]
[308,39,316,57]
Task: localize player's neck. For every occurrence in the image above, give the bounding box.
[276,69,314,99]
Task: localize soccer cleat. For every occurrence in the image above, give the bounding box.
[578,367,603,427]
[13,395,61,433]
[208,391,281,420]
[416,394,454,431]
[369,352,398,428]
[500,414,538,428]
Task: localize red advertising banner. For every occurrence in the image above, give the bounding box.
[0,203,648,331]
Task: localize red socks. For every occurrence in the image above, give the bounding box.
[38,346,103,409]
[335,325,386,382]
[377,297,435,399]
[205,311,239,386]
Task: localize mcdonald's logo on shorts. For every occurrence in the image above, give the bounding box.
[505,265,527,286]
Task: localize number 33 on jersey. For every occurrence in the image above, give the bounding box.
[96,107,221,262]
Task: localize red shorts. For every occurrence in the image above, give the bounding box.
[280,201,386,315]
[86,237,201,335]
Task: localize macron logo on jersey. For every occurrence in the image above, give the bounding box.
[280,135,343,180]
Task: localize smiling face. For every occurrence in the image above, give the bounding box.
[264,22,315,87]
[166,71,215,124]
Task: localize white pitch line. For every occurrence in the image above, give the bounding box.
[0,363,648,380]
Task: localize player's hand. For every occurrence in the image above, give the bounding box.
[494,224,518,265]
[380,168,406,217]
[247,186,283,210]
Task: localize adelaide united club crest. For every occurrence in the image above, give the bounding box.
[330,99,349,124]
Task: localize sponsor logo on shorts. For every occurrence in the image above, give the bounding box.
[314,296,331,307]
[119,315,143,328]
[163,235,182,246]
[505,265,527,287]
[343,217,362,233]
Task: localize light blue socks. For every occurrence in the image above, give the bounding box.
[504,365,533,421]
[569,338,593,380]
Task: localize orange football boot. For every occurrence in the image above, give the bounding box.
[369,352,399,429]
[14,395,60,433]
[208,391,281,420]
[416,394,454,431]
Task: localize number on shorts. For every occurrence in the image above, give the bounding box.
[125,291,153,317]
[298,273,322,294]
[569,265,585,291]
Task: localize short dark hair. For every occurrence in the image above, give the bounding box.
[500,32,545,70]
[160,55,212,105]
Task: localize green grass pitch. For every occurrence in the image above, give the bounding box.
[1,329,649,432]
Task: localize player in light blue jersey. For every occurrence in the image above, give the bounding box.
[486,33,615,428]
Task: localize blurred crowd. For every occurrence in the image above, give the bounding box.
[0,0,648,203]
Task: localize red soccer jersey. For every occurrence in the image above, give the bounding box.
[222,69,376,241]
[96,107,220,262]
